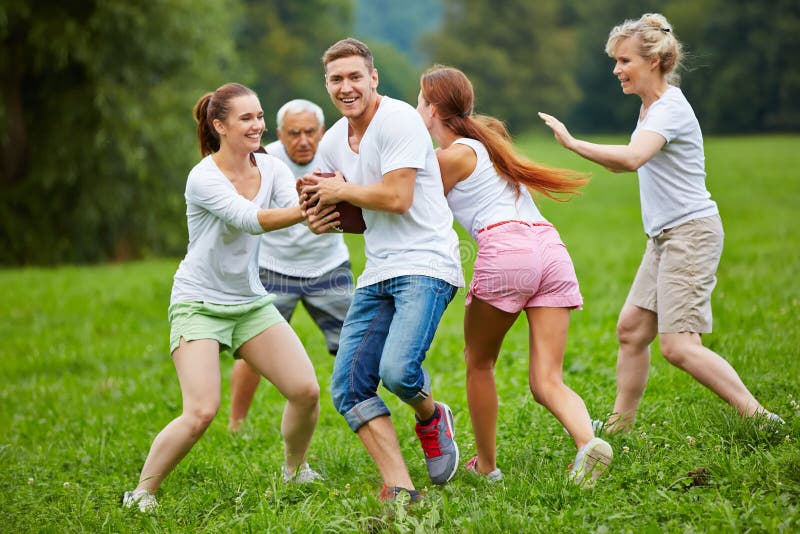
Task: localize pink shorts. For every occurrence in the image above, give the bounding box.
[467,221,583,313]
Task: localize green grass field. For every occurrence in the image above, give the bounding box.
[1,135,798,532]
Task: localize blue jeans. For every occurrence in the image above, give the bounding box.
[331,275,457,432]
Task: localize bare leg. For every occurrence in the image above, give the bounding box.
[134,339,221,493]
[238,322,320,472]
[659,332,766,417]
[356,415,415,489]
[464,298,518,474]
[411,396,436,421]
[608,304,658,432]
[527,307,594,450]
[228,359,262,432]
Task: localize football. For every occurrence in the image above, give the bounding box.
[315,172,366,234]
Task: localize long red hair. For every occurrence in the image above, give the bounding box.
[420,65,588,200]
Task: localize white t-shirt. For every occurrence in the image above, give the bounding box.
[446,138,545,239]
[257,140,350,277]
[633,85,718,237]
[317,96,464,288]
[170,153,298,305]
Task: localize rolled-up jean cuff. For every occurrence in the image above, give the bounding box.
[399,368,431,406]
[343,396,391,432]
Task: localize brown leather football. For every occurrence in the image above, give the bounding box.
[315,172,366,234]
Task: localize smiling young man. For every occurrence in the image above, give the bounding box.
[227,99,354,436]
[300,38,464,502]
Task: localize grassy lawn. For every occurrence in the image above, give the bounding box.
[1,135,798,532]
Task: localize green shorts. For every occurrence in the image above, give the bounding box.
[168,295,284,357]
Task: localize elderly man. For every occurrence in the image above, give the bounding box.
[228,99,353,439]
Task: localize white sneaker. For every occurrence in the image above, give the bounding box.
[569,437,613,488]
[465,455,503,482]
[765,412,785,425]
[283,463,323,483]
[123,489,157,512]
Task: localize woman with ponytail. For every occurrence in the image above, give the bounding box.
[418,65,611,487]
[540,14,783,433]
[123,83,336,513]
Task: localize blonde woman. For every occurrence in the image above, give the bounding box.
[540,14,783,432]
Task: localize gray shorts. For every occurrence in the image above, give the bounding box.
[626,215,724,333]
[260,261,354,354]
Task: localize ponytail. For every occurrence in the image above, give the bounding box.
[193,93,219,157]
[192,83,258,157]
[421,66,588,201]
[465,114,588,201]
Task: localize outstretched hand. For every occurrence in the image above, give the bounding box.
[299,171,346,211]
[538,112,576,151]
[305,202,343,234]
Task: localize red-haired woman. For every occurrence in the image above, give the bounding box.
[418,66,611,487]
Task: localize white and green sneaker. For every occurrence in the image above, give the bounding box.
[569,437,613,488]
[283,463,324,483]
[123,489,157,513]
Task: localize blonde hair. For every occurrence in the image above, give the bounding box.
[606,13,683,85]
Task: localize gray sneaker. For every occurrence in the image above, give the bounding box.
[380,484,422,504]
[122,489,157,513]
[415,402,459,485]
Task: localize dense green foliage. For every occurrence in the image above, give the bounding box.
[566,0,800,133]
[355,0,443,64]
[424,0,800,134]
[669,0,800,133]
[0,0,242,264]
[422,0,581,131]
[1,0,798,264]
[1,136,798,531]
[235,0,353,128]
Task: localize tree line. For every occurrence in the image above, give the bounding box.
[1,0,797,264]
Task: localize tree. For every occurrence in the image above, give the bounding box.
[566,0,661,133]
[355,0,443,64]
[362,40,422,104]
[0,0,243,264]
[234,0,354,130]
[566,0,800,133]
[669,0,800,132]
[421,0,580,132]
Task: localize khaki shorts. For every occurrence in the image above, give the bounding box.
[626,215,724,333]
[168,295,284,356]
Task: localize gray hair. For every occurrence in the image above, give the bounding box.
[606,13,684,85]
[276,99,325,129]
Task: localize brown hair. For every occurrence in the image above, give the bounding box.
[193,83,257,157]
[606,13,684,85]
[322,37,374,73]
[420,66,588,201]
